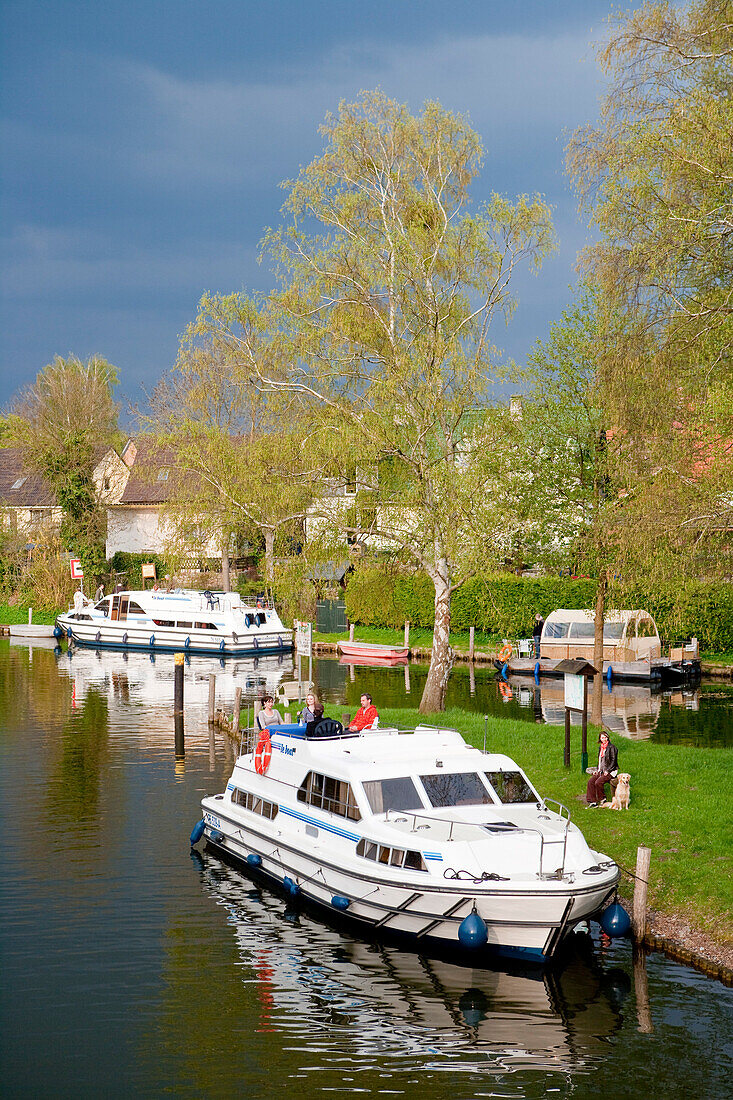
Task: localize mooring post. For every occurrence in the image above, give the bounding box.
[633,945,654,1033]
[174,712,184,759]
[174,652,184,714]
[564,708,571,768]
[29,607,33,625]
[233,686,242,733]
[208,673,216,724]
[469,626,475,661]
[404,620,410,649]
[349,622,355,642]
[633,845,651,942]
[469,661,476,696]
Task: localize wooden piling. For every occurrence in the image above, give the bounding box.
[564,709,571,768]
[349,623,355,642]
[208,673,216,724]
[174,652,184,714]
[232,686,242,733]
[633,845,651,942]
[469,626,475,661]
[633,945,653,1033]
[404,620,410,649]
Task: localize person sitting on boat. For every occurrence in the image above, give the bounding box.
[298,692,318,726]
[532,613,544,659]
[256,695,283,731]
[585,732,619,807]
[347,693,379,732]
[306,703,344,738]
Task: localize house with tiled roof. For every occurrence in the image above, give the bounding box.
[0,445,129,539]
[105,440,223,558]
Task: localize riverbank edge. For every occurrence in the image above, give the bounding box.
[210,707,733,986]
[313,638,733,678]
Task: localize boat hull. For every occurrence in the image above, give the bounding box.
[338,641,409,661]
[200,797,618,964]
[57,615,293,657]
[494,656,700,684]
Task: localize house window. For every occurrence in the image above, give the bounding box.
[10,477,27,490]
[28,509,46,526]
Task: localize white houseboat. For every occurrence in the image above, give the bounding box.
[497,609,700,683]
[193,723,620,964]
[56,588,293,657]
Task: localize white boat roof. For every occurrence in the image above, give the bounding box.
[544,608,657,626]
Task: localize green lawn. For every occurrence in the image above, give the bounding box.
[377,706,732,946]
[0,602,58,625]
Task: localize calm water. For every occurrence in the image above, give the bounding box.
[1,640,732,1098]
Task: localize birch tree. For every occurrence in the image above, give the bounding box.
[200,92,554,711]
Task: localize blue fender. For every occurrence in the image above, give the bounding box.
[458,909,488,948]
[331,895,350,911]
[95,631,102,643]
[219,638,226,652]
[501,662,509,680]
[184,636,191,648]
[246,853,262,868]
[190,819,205,846]
[122,632,128,645]
[534,661,541,684]
[601,902,631,938]
[53,624,63,639]
[244,614,252,628]
[149,634,156,647]
[67,626,73,639]
[606,665,614,687]
[283,876,300,898]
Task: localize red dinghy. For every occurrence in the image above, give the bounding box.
[337,640,409,662]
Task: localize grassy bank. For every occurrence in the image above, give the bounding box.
[376,706,732,946]
[0,602,57,625]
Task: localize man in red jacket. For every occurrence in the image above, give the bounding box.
[348,693,379,731]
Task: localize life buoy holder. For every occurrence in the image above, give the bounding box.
[255,731,272,775]
[499,681,512,701]
[498,644,513,662]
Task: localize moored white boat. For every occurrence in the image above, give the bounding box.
[56,588,292,657]
[194,723,620,963]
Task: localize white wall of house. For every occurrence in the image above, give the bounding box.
[106,507,222,557]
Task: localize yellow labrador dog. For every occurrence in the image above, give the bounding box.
[607,773,631,810]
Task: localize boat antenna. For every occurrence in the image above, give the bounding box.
[483,714,488,754]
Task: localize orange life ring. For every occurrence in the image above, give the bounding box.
[255,731,272,775]
[498,644,512,662]
[499,681,513,701]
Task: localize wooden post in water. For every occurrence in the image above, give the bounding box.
[349,623,355,642]
[404,621,410,650]
[469,626,475,661]
[633,945,654,1033]
[174,652,184,713]
[633,845,651,942]
[29,607,33,625]
[233,686,242,733]
[208,674,216,724]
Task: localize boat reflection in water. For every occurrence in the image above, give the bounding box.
[505,674,699,740]
[55,645,295,718]
[197,851,629,1076]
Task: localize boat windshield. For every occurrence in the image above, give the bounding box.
[419,772,492,808]
[484,771,536,804]
[362,777,424,815]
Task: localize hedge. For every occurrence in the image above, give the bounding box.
[344,564,733,651]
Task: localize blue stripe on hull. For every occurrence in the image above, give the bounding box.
[65,635,292,657]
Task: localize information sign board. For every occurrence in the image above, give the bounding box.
[564,672,585,711]
[295,620,312,658]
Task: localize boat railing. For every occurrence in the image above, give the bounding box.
[385,800,572,878]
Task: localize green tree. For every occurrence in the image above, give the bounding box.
[203,91,554,711]
[149,324,319,586]
[7,354,120,575]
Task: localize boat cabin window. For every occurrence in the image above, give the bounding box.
[96,598,111,615]
[603,623,624,642]
[128,602,145,615]
[195,621,218,630]
[362,777,424,815]
[568,622,595,639]
[636,617,657,638]
[544,621,569,639]
[177,621,193,629]
[356,838,427,872]
[153,618,175,627]
[231,787,278,820]
[419,772,492,808]
[484,771,536,804]
[297,771,361,821]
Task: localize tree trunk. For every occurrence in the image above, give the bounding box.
[221,549,230,592]
[419,560,453,713]
[591,569,607,727]
[264,529,275,584]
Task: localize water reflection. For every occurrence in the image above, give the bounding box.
[197,851,627,1078]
